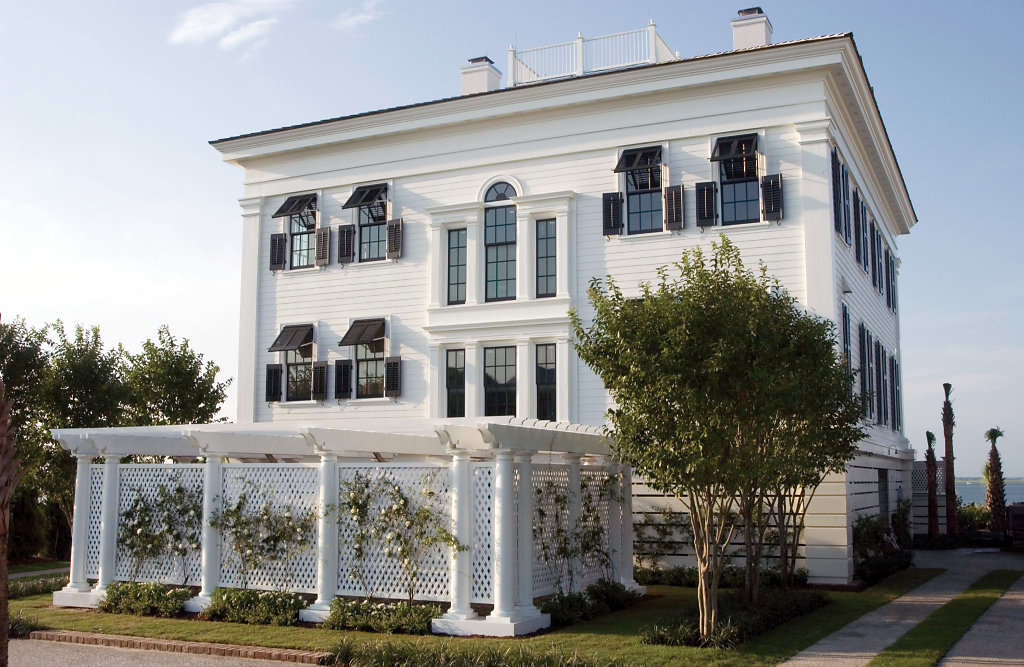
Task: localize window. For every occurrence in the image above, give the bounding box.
[536,218,556,298]
[831,148,842,234]
[446,349,465,418]
[447,229,467,305]
[870,220,878,287]
[483,346,516,416]
[536,343,556,421]
[876,231,886,296]
[338,318,389,399]
[875,340,884,424]
[858,323,868,415]
[271,194,318,270]
[615,146,662,234]
[712,134,759,226]
[342,184,388,262]
[853,189,862,262]
[861,207,871,273]
[484,182,517,302]
[268,324,314,402]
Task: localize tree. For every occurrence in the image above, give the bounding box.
[124,325,231,426]
[984,427,1007,534]
[1,378,28,666]
[925,431,939,540]
[941,383,958,537]
[571,237,862,638]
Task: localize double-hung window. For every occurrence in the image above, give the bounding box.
[270,193,319,271]
[536,218,556,298]
[712,134,759,226]
[841,304,852,380]
[615,146,663,234]
[484,182,517,302]
[483,345,516,416]
[446,349,466,418]
[447,229,467,305]
[338,318,401,399]
[342,184,389,262]
[267,324,314,402]
[536,343,556,421]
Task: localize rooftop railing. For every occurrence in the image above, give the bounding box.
[508,22,677,87]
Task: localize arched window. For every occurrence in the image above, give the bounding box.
[483,182,517,301]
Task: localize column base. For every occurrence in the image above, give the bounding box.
[432,612,550,637]
[299,606,332,623]
[53,587,104,608]
[441,608,479,621]
[183,595,212,613]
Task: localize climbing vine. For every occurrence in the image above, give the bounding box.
[117,476,203,584]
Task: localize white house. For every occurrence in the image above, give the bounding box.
[52,9,915,634]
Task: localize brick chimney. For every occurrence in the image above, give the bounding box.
[731,7,773,50]
[461,56,502,95]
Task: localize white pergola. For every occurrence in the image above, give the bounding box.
[51,418,639,637]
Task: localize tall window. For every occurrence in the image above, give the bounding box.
[623,151,662,234]
[447,229,467,305]
[343,184,388,262]
[286,346,312,401]
[536,218,556,298]
[484,346,515,416]
[536,343,556,421]
[714,134,759,225]
[446,349,465,418]
[356,343,385,398]
[484,182,517,302]
[290,206,316,269]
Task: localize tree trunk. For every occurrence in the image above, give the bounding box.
[987,446,1007,534]
[941,384,958,537]
[925,449,939,540]
[2,380,28,667]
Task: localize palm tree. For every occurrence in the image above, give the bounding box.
[941,383,958,537]
[985,427,1007,533]
[1,378,28,666]
[925,431,939,539]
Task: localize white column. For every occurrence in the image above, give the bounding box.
[619,465,639,589]
[236,197,262,423]
[563,453,582,592]
[444,449,477,620]
[516,212,532,301]
[428,344,442,419]
[556,337,571,423]
[488,449,518,621]
[198,456,222,599]
[465,342,480,418]
[516,340,531,419]
[95,457,120,591]
[429,223,443,309]
[64,454,93,592]
[313,454,339,609]
[606,461,622,583]
[466,222,481,306]
[515,451,539,616]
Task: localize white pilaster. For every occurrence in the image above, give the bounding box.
[515,451,539,616]
[556,337,571,423]
[198,456,222,600]
[313,454,338,609]
[429,223,443,309]
[465,342,480,418]
[466,222,480,306]
[488,449,518,621]
[65,453,92,592]
[95,456,119,591]
[563,452,582,592]
[516,340,531,419]
[236,196,262,423]
[555,210,571,298]
[796,119,836,319]
[516,211,532,301]
[428,344,442,419]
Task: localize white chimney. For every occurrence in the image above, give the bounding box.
[731,7,773,50]
[461,56,502,95]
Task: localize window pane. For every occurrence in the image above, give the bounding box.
[536,343,556,421]
[485,207,516,302]
[356,343,384,398]
[447,229,467,304]
[484,346,516,416]
[446,349,465,417]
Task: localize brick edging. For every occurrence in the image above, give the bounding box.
[29,630,333,664]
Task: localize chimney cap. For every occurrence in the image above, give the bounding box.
[738,7,764,16]
[468,56,494,65]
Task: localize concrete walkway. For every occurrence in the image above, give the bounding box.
[781,549,1024,667]
[8,638,281,666]
[939,570,1024,666]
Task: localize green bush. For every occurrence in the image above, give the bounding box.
[326,637,622,666]
[9,574,68,599]
[8,610,46,638]
[585,579,641,612]
[852,511,912,585]
[640,588,828,648]
[8,487,50,561]
[634,564,807,589]
[321,598,442,635]
[538,579,641,628]
[202,588,307,626]
[959,502,991,533]
[98,581,191,617]
[540,591,593,627]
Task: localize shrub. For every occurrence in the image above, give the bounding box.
[959,502,991,533]
[202,588,307,626]
[540,591,593,627]
[321,598,442,635]
[325,637,622,666]
[538,579,641,628]
[585,579,640,612]
[8,574,68,599]
[852,511,912,585]
[8,610,46,638]
[98,581,191,617]
[634,564,807,589]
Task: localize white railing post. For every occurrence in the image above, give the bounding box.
[312,453,338,610]
[198,456,221,601]
[619,464,639,589]
[445,449,476,620]
[64,453,93,592]
[562,452,582,592]
[515,451,539,616]
[95,456,119,591]
[575,33,585,76]
[606,460,622,583]
[647,21,657,63]
[507,46,517,87]
[488,449,518,621]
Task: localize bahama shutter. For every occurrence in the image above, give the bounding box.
[602,192,622,235]
[311,361,328,401]
[696,182,717,227]
[269,234,287,271]
[384,356,402,398]
[335,359,352,399]
[338,225,356,264]
[761,174,783,221]
[265,364,282,402]
[386,219,403,259]
[315,227,331,266]
[853,190,862,263]
[831,149,842,233]
[664,185,684,230]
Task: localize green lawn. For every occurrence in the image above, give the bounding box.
[11,568,943,666]
[868,569,1023,667]
[8,561,69,575]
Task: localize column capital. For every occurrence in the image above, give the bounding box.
[560,452,584,464]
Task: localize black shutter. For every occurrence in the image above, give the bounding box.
[311,361,328,401]
[831,148,842,233]
[315,227,331,267]
[602,192,622,235]
[265,364,282,402]
[858,323,867,415]
[384,356,402,398]
[762,174,783,221]
[269,234,287,271]
[869,222,878,287]
[334,360,352,399]
[884,249,892,309]
[386,219,403,259]
[696,182,717,227]
[853,191,862,263]
[338,225,355,264]
[664,184,684,230]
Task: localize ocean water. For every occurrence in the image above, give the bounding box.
[955,478,1024,506]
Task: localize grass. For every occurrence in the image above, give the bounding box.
[8,560,69,575]
[868,569,1023,667]
[10,568,943,667]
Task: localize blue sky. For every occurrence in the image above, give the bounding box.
[2,1,1022,476]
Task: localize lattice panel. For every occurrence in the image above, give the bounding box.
[912,461,945,495]
[219,464,319,593]
[115,465,204,586]
[470,463,494,603]
[336,464,452,602]
[532,464,569,596]
[578,467,613,588]
[84,465,104,578]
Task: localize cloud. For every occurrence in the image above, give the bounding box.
[168,0,293,47]
[332,0,384,34]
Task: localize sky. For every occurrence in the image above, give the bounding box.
[1,1,1022,476]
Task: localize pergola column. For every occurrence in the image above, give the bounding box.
[606,460,622,583]
[563,452,583,592]
[198,456,222,600]
[443,448,476,620]
[488,448,518,621]
[95,456,120,591]
[312,453,339,609]
[515,450,539,616]
[619,464,639,589]
[65,453,93,592]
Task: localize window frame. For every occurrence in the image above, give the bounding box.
[288,206,317,270]
[535,343,556,421]
[483,345,516,417]
[447,228,467,305]
[483,182,518,303]
[446,348,466,418]
[535,218,556,298]
[355,342,385,399]
[712,133,761,226]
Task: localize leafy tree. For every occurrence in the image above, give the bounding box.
[984,427,1007,533]
[925,431,939,540]
[124,325,230,426]
[1,378,28,666]
[571,237,861,638]
[941,383,958,537]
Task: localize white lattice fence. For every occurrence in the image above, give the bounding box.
[470,462,494,603]
[84,465,104,578]
[115,465,204,585]
[219,464,319,593]
[336,464,452,602]
[532,464,569,596]
[578,467,614,587]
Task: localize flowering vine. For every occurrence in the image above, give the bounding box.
[117,476,202,584]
